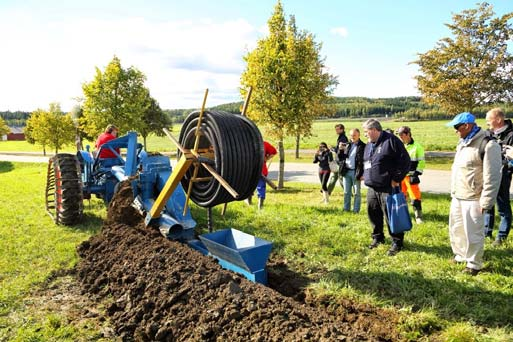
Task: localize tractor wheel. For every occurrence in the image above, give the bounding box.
[45,153,83,225]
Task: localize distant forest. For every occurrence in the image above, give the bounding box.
[0,111,31,127]
[165,96,513,123]
[3,97,513,127]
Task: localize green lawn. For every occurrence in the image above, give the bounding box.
[276,118,475,152]
[1,161,511,341]
[0,162,106,341]
[0,118,485,154]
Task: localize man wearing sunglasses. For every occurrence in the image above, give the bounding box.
[446,112,502,275]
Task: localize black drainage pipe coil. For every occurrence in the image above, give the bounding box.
[178,110,264,207]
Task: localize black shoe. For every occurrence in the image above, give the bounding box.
[387,243,402,256]
[492,238,504,247]
[463,267,480,276]
[369,239,384,249]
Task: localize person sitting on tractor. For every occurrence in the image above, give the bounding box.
[95,124,120,158]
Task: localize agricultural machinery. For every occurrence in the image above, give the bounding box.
[45,103,273,284]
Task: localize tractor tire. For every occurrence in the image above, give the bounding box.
[45,153,83,225]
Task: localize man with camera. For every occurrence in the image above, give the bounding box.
[338,128,366,213]
[396,126,425,224]
[484,108,513,246]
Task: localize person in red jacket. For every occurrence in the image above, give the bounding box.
[95,124,120,158]
[256,141,277,209]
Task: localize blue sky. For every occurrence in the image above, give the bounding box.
[0,0,511,111]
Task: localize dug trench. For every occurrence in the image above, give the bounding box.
[72,181,400,341]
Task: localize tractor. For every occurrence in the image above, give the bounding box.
[45,101,273,284]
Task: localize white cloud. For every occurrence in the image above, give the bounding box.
[0,11,259,111]
[330,26,348,38]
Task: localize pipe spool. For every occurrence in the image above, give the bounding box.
[178,110,264,207]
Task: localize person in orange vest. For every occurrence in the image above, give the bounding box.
[396,126,425,224]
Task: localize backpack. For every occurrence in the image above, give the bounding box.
[479,136,495,160]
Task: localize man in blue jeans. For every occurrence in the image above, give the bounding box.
[338,128,365,212]
[484,108,513,246]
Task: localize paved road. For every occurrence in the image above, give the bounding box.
[0,153,49,163]
[268,162,451,194]
[0,152,452,194]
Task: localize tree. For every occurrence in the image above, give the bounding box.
[25,109,49,155]
[0,117,9,137]
[284,16,337,158]
[81,56,151,137]
[25,104,76,155]
[413,3,513,114]
[139,97,172,150]
[241,1,337,188]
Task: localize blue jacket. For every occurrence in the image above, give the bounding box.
[363,131,410,192]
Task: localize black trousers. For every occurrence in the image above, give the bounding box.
[367,187,404,245]
[318,171,330,191]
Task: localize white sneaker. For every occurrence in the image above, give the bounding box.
[416,217,423,224]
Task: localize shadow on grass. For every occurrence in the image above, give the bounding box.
[483,246,513,277]
[328,268,513,327]
[271,187,302,194]
[0,161,14,173]
[404,241,454,259]
[56,213,104,236]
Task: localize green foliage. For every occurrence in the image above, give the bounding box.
[241,1,337,139]
[439,322,480,342]
[413,2,513,113]
[0,116,9,136]
[241,0,337,187]
[139,97,172,149]
[24,104,76,154]
[81,56,151,137]
[398,309,444,340]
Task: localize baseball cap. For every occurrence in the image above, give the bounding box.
[445,112,476,127]
[396,126,411,135]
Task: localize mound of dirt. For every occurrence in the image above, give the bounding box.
[76,181,400,341]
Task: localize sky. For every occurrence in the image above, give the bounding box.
[0,0,512,112]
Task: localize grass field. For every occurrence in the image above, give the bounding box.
[0,118,486,154]
[1,161,511,341]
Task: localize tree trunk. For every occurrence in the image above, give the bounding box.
[278,140,285,189]
[43,145,46,156]
[295,134,300,159]
[143,135,147,151]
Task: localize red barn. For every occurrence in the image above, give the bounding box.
[6,127,25,141]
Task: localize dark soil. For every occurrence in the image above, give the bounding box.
[75,181,400,341]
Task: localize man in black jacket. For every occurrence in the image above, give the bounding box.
[362,119,411,256]
[338,128,366,212]
[484,107,513,246]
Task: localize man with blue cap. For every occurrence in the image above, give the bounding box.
[446,112,502,275]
